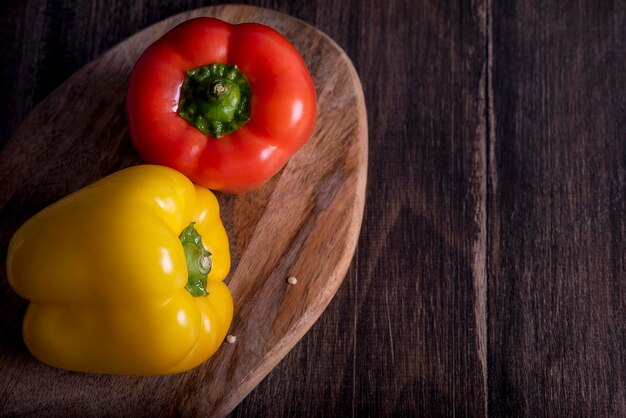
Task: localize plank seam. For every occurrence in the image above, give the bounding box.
[485,0,495,416]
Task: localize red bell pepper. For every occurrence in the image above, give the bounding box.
[126,17,317,193]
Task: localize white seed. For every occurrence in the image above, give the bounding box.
[226,335,237,344]
[287,276,298,285]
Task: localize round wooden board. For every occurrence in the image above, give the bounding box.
[0,5,367,416]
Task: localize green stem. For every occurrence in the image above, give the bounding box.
[180,222,212,297]
[178,63,251,138]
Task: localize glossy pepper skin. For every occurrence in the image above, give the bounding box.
[6,165,233,375]
[126,17,317,193]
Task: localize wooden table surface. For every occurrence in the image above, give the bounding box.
[1,1,624,416]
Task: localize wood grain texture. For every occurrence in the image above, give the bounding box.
[0,5,366,416]
[488,1,626,416]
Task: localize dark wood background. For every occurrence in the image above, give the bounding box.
[0,0,624,416]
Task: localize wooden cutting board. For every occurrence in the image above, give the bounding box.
[0,5,367,416]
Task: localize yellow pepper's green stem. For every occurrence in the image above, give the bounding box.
[180,222,212,297]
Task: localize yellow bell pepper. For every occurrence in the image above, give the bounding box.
[6,165,233,375]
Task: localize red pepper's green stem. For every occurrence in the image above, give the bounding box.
[178,63,251,138]
[180,222,212,297]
